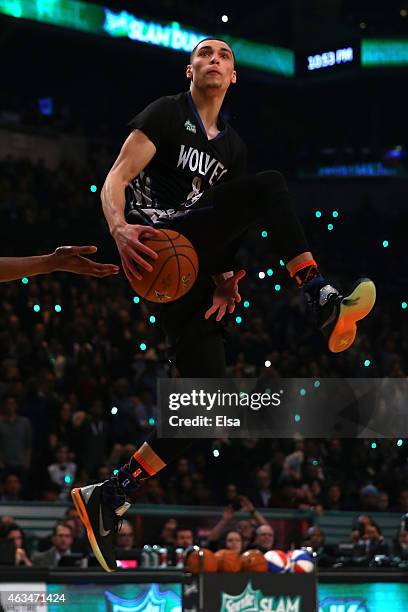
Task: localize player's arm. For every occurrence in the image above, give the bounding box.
[101,129,162,282]
[0,246,119,282]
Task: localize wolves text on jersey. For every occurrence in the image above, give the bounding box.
[177,145,228,186]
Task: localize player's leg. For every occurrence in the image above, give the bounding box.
[71,284,225,572]
[172,170,375,353]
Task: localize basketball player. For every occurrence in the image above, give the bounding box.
[71,39,376,572]
[0,245,119,282]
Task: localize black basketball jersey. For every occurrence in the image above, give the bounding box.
[125,91,247,225]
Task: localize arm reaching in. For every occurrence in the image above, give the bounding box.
[101,129,163,282]
[207,505,235,543]
[0,245,120,282]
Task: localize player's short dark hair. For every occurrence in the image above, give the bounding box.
[190,38,235,65]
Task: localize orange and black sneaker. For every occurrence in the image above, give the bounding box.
[71,479,131,572]
[317,278,376,353]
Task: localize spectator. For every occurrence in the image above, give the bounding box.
[360,485,380,512]
[324,483,346,511]
[222,529,243,554]
[253,525,275,553]
[208,497,268,549]
[0,395,32,477]
[302,526,336,567]
[377,490,390,512]
[248,469,272,508]
[158,518,177,546]
[353,523,390,560]
[95,464,111,482]
[71,398,109,477]
[36,509,87,554]
[393,488,408,514]
[47,444,77,500]
[220,483,239,506]
[174,527,194,549]
[270,482,302,509]
[64,507,85,542]
[49,401,74,451]
[0,473,23,502]
[303,526,323,550]
[115,520,135,551]
[5,524,32,567]
[351,514,376,544]
[32,523,74,567]
[237,520,256,551]
[40,482,61,502]
[393,530,408,560]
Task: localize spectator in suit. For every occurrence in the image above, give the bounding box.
[248,469,272,508]
[32,523,73,567]
[352,523,390,560]
[302,526,337,567]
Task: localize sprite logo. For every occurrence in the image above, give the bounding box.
[221,582,301,612]
[184,119,197,133]
[319,597,368,612]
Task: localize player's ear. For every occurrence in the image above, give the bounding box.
[186,64,193,80]
[231,70,237,84]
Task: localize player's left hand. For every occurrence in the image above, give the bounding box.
[51,246,120,277]
[204,270,246,321]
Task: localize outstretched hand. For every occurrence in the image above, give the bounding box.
[52,246,120,278]
[205,270,246,321]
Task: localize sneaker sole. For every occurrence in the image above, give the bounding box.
[71,487,115,573]
[328,279,376,353]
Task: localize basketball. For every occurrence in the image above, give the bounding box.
[240,549,268,572]
[130,229,199,303]
[264,549,290,573]
[215,549,242,572]
[185,547,217,574]
[288,549,315,573]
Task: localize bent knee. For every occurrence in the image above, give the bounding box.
[255,170,288,193]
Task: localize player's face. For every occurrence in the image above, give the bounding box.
[187,40,236,92]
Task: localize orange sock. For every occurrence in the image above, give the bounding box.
[128,442,167,481]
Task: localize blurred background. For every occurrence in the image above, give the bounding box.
[0,0,408,574]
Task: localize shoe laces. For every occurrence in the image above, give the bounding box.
[102,476,128,509]
[318,284,340,307]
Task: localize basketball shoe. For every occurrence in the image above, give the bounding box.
[71,467,137,572]
[313,278,376,353]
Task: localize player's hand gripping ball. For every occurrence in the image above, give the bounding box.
[130,229,198,303]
